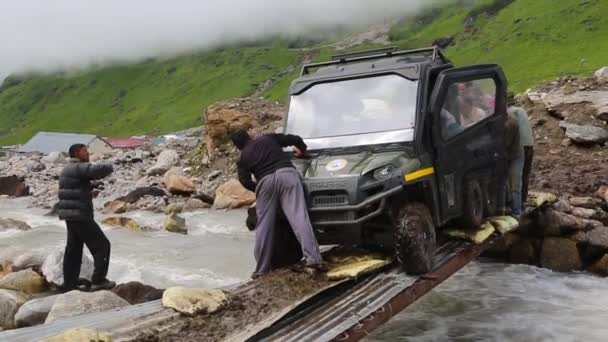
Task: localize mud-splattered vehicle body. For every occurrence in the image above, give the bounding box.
[284,47,508,273]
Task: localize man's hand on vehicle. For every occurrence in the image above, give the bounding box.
[293,146,304,158]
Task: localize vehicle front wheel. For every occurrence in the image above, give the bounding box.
[394,202,436,275]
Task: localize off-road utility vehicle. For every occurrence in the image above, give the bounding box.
[284,47,508,274]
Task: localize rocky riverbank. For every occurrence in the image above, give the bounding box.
[484,68,608,275]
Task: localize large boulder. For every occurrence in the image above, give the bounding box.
[41,250,94,287]
[214,179,256,209]
[559,122,608,145]
[509,239,538,265]
[0,289,29,329]
[540,238,583,272]
[111,282,164,305]
[45,290,130,323]
[43,328,111,342]
[165,175,196,195]
[146,150,179,176]
[0,269,47,294]
[595,67,608,81]
[163,212,187,235]
[161,287,227,316]
[204,104,256,151]
[0,218,32,231]
[537,208,603,236]
[14,294,60,327]
[0,176,30,197]
[570,226,608,250]
[41,152,66,164]
[101,217,143,233]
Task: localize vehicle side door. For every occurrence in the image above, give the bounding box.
[428,65,507,224]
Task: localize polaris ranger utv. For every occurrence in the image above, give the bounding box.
[284,47,508,274]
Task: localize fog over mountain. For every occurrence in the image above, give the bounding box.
[0,0,437,80]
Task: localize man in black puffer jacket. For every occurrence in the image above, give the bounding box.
[56,144,115,291]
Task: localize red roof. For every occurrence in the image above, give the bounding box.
[105,137,148,149]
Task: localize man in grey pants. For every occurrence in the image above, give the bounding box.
[231,129,323,277]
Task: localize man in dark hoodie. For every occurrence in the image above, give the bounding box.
[231,129,323,277]
[56,144,115,291]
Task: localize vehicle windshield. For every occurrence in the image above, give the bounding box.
[286,74,418,150]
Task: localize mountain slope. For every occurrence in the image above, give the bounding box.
[1,0,607,145]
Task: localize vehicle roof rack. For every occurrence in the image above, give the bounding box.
[301,46,449,76]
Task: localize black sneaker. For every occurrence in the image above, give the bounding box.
[90,279,116,291]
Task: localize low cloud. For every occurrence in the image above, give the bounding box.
[0,0,437,79]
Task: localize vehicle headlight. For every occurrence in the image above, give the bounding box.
[372,165,395,181]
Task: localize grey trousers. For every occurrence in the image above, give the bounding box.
[254,167,322,275]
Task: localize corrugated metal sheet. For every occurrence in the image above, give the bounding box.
[18,132,101,154]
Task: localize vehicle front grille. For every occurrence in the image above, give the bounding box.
[312,194,349,207]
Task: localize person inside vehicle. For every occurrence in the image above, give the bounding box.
[56,144,115,291]
[458,95,488,127]
[231,129,324,277]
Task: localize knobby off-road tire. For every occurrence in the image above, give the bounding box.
[394,202,436,275]
[463,179,484,228]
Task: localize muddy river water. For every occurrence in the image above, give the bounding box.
[2,197,608,341]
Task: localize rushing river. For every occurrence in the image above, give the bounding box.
[2,197,608,341]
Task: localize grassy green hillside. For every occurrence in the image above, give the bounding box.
[0,42,300,144]
[1,0,607,145]
[389,0,608,90]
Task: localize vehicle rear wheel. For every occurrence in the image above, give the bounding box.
[463,179,484,228]
[394,202,436,275]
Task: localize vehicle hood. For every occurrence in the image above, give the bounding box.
[293,150,421,178]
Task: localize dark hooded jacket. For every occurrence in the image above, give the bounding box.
[57,159,113,221]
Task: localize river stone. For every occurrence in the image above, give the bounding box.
[509,239,538,265]
[45,290,130,323]
[0,289,29,329]
[0,218,32,231]
[14,294,60,327]
[588,254,608,277]
[101,217,142,232]
[569,196,600,209]
[43,328,111,342]
[540,238,582,272]
[596,186,608,203]
[0,269,47,294]
[183,198,210,211]
[572,207,597,219]
[163,212,187,235]
[559,122,608,144]
[570,227,608,250]
[41,250,94,287]
[111,281,164,305]
[29,162,46,172]
[165,175,196,195]
[146,150,179,176]
[214,179,256,209]
[12,251,47,271]
[163,203,184,215]
[487,233,520,254]
[105,200,128,214]
[161,287,227,316]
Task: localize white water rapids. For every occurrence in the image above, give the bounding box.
[2,197,608,341]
